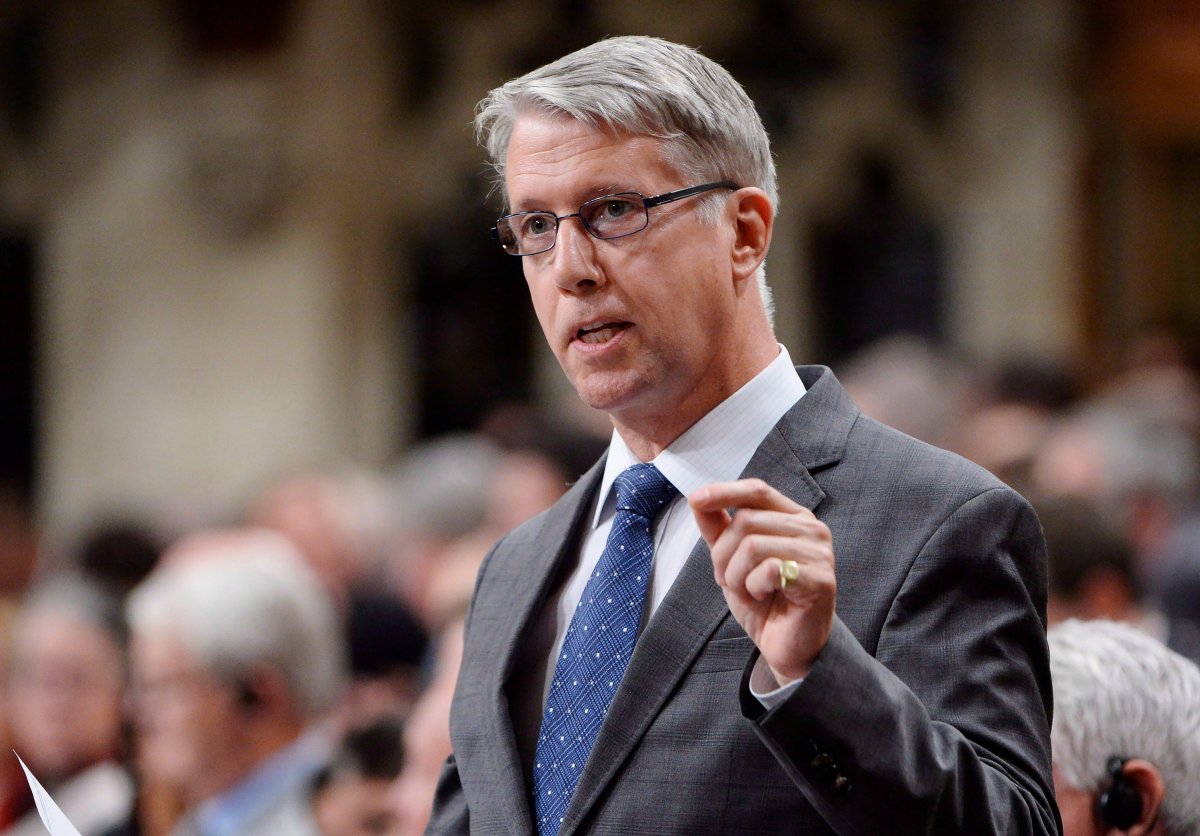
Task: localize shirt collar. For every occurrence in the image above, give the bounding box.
[592,345,806,527]
[192,727,331,836]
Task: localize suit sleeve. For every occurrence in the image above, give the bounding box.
[739,487,1060,835]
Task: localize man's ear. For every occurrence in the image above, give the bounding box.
[1103,758,1166,836]
[233,664,290,716]
[730,187,773,283]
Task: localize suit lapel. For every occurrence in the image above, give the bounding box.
[560,367,857,833]
[482,460,607,836]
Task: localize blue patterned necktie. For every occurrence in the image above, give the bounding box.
[532,462,678,835]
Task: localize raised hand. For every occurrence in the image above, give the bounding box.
[689,478,836,685]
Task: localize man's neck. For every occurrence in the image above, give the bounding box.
[611,338,780,462]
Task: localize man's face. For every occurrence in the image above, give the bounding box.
[6,611,124,780]
[504,113,747,438]
[129,631,245,802]
[314,774,399,836]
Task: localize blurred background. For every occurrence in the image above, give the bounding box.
[0,0,1196,550]
[0,1,1198,833]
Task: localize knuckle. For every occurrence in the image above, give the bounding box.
[749,479,772,501]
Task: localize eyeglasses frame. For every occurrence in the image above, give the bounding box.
[491,180,740,257]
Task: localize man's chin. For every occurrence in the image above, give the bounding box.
[570,372,648,416]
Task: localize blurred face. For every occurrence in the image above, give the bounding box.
[390,619,462,836]
[504,113,749,442]
[390,684,453,836]
[314,774,399,836]
[129,631,246,804]
[6,610,124,781]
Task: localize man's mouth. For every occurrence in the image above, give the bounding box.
[575,322,628,344]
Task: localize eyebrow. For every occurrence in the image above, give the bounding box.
[508,184,637,214]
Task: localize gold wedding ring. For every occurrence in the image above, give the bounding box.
[779,559,801,591]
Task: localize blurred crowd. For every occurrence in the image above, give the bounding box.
[0,407,605,835]
[0,324,1197,834]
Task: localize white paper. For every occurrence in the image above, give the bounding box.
[14,753,82,836]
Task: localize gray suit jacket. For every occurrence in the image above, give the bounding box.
[428,366,1058,834]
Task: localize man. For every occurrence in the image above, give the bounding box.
[1049,619,1200,835]
[429,35,1057,834]
[311,716,404,836]
[126,528,347,836]
[4,578,133,835]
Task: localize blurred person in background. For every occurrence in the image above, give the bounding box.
[1153,517,1200,665]
[382,434,571,632]
[311,716,403,836]
[247,467,392,611]
[836,333,974,450]
[950,356,1081,494]
[1037,495,1145,628]
[126,528,347,836]
[74,520,164,600]
[382,435,502,629]
[391,617,463,836]
[1049,619,1200,836]
[1032,384,1200,590]
[247,467,429,729]
[2,577,133,835]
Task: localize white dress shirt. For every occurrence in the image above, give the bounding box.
[541,346,806,706]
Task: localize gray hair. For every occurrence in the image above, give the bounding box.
[1049,619,1200,834]
[14,575,128,649]
[475,35,777,323]
[126,529,347,719]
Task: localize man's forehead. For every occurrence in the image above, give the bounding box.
[503,114,672,206]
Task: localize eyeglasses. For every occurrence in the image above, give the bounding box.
[492,180,739,257]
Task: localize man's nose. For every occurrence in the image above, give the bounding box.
[547,217,605,292]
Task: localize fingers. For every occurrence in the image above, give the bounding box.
[689,478,805,517]
[723,534,834,600]
[688,477,806,550]
[688,478,832,595]
[712,507,828,583]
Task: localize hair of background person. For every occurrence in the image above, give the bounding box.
[474,34,777,324]
[312,714,404,792]
[1036,496,1139,601]
[126,529,347,719]
[13,573,129,652]
[1049,618,1200,834]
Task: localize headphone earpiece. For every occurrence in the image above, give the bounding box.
[1097,756,1143,831]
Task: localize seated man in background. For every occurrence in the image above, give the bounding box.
[3,577,132,835]
[311,715,403,836]
[1049,619,1200,835]
[1037,496,1144,627]
[126,528,348,836]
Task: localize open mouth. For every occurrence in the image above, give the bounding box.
[575,321,629,344]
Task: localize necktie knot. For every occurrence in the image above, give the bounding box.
[612,463,678,520]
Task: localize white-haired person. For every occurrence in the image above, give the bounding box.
[1050,619,1200,835]
[3,577,132,835]
[126,528,348,836]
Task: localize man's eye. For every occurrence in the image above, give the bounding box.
[600,199,636,219]
[522,215,553,237]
